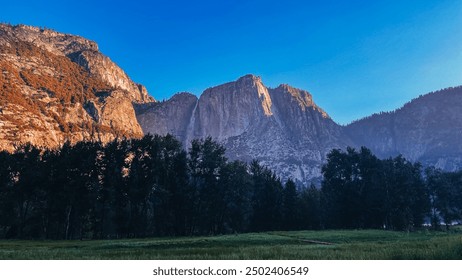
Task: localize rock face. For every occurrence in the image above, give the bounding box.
[2,24,462,185]
[137,75,353,184]
[137,75,462,184]
[345,86,462,171]
[68,50,152,102]
[0,24,152,151]
[135,92,198,141]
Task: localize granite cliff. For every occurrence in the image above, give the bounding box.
[136,75,353,184]
[0,24,152,151]
[136,76,462,184]
[2,24,462,186]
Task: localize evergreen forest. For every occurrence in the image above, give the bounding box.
[0,135,461,239]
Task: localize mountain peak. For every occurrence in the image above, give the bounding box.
[237,74,261,82]
[173,91,197,98]
[137,75,346,184]
[236,74,272,116]
[231,74,265,92]
[272,83,329,119]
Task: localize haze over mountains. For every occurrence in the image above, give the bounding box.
[347,86,462,171]
[1,24,461,185]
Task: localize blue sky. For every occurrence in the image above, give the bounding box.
[2,0,461,124]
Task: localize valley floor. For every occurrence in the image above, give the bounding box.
[0,229,461,260]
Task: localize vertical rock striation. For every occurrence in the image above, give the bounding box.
[136,74,353,184]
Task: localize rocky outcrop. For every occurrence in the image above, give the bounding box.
[68,50,152,102]
[0,24,98,56]
[190,75,274,142]
[136,74,352,184]
[0,24,153,103]
[0,23,151,151]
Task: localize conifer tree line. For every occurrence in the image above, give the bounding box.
[321,147,462,230]
[0,135,461,239]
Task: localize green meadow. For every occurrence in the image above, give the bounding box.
[0,228,461,260]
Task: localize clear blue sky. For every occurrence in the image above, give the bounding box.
[2,0,461,124]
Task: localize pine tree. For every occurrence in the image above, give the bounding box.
[282,179,299,230]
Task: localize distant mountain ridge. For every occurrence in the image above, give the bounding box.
[345,86,462,171]
[1,24,462,185]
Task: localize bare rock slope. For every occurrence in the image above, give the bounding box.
[137,75,353,184]
[137,76,462,184]
[0,24,152,151]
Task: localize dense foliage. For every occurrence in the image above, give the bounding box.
[0,135,319,239]
[321,148,461,230]
[0,135,461,239]
[322,147,429,230]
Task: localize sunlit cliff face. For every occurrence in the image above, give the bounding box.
[0,24,152,151]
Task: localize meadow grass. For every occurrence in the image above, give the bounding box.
[0,228,461,260]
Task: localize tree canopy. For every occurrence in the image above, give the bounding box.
[0,137,460,240]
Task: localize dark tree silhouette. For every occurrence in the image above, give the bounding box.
[249,160,283,232]
[0,138,452,240]
[322,147,430,230]
[282,179,299,230]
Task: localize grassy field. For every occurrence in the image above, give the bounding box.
[0,228,461,260]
